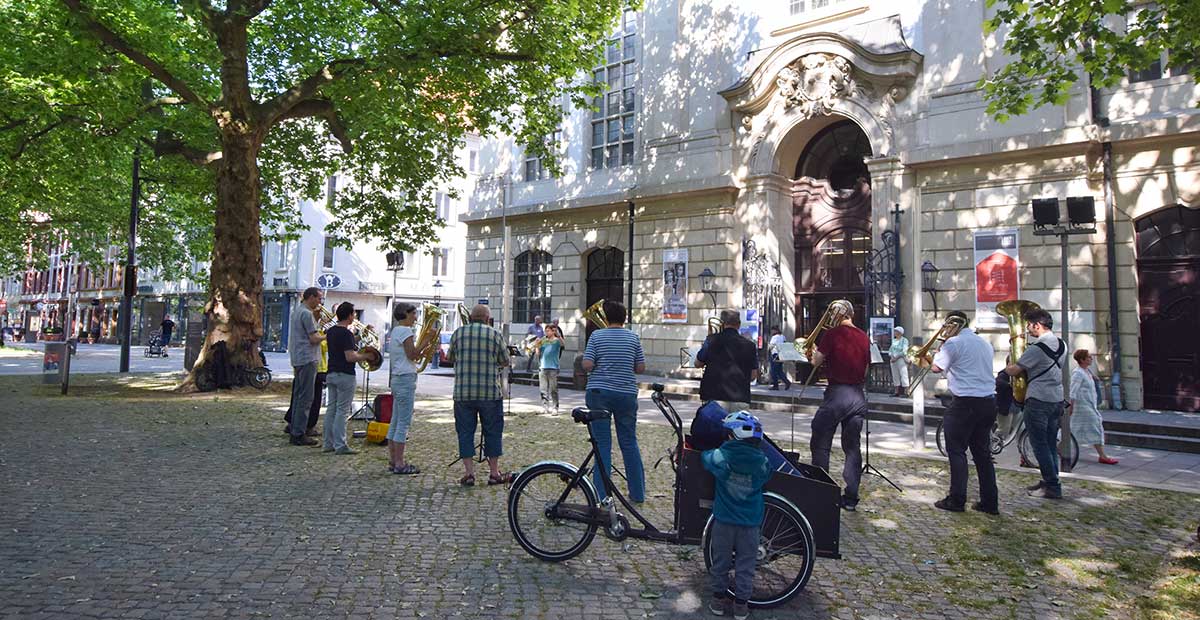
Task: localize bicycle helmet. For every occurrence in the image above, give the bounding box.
[723,411,763,441]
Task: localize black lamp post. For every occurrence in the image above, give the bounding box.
[698,267,717,309]
[432,280,443,306]
[920,260,940,315]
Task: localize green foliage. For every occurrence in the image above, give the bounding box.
[979,0,1200,121]
[0,0,627,276]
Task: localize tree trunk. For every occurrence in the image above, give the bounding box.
[178,131,264,392]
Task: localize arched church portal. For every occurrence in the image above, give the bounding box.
[792,119,874,334]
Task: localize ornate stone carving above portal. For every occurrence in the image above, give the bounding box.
[776,53,855,121]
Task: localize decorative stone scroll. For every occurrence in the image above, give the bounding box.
[775,54,855,121]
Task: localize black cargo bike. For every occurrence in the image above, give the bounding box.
[506,383,842,608]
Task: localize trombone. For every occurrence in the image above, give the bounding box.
[904,315,968,396]
[794,299,854,399]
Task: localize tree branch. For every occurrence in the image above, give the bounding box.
[280,99,353,153]
[145,133,223,167]
[60,0,211,109]
[179,0,219,30]
[9,117,77,160]
[257,58,365,126]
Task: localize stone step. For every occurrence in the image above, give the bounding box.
[1102,431,1200,454]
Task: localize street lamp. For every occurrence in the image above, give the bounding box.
[698,267,717,309]
[920,260,940,315]
[432,280,443,306]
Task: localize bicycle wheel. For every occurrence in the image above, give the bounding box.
[247,367,272,389]
[1018,429,1080,470]
[702,493,815,609]
[935,420,946,457]
[507,462,598,562]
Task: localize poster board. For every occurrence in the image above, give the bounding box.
[661,249,688,324]
[973,228,1021,330]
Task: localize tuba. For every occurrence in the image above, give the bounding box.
[904,314,968,396]
[413,304,445,373]
[583,299,609,330]
[795,299,855,398]
[996,299,1041,404]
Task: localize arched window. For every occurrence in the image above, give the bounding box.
[814,229,871,290]
[514,250,553,323]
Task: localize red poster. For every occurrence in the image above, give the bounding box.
[976,253,1018,302]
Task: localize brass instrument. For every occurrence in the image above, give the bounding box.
[707,316,723,335]
[314,304,338,331]
[522,334,543,357]
[457,303,470,328]
[795,299,855,398]
[316,304,382,371]
[583,299,609,330]
[904,314,968,396]
[414,303,445,373]
[996,299,1041,404]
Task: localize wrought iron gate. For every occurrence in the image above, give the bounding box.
[743,239,786,378]
[863,218,904,392]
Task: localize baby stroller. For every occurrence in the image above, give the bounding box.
[144,330,168,358]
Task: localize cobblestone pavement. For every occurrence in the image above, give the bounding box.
[1,375,1198,620]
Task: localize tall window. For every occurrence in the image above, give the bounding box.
[590,10,638,170]
[790,0,848,15]
[524,129,563,182]
[323,236,335,269]
[326,175,338,209]
[431,248,450,277]
[514,250,552,322]
[434,192,455,224]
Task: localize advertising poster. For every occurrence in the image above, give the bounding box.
[661,249,688,323]
[869,317,895,352]
[973,228,1020,329]
[739,309,760,347]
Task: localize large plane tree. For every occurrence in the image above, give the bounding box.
[1,0,622,389]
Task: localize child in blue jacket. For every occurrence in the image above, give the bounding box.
[702,411,771,619]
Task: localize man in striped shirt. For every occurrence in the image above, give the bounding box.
[581,300,647,503]
[447,304,512,486]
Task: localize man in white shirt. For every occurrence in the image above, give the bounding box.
[928,310,999,515]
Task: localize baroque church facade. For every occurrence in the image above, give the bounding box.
[463,1,1199,412]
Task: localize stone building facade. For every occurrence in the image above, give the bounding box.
[463,2,1199,412]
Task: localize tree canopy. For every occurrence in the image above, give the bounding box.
[980,0,1200,121]
[0,0,624,276]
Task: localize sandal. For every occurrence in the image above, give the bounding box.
[487,472,514,486]
[458,474,475,487]
[392,464,420,475]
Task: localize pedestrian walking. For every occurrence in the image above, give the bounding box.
[581,300,647,503]
[1070,349,1118,465]
[447,304,513,486]
[286,287,326,446]
[323,302,374,455]
[695,309,759,413]
[1006,307,1067,499]
[888,326,910,397]
[704,411,770,620]
[537,325,564,415]
[159,317,175,349]
[767,327,791,390]
[928,311,1000,515]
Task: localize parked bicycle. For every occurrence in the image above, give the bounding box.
[506,383,842,609]
[935,404,1078,470]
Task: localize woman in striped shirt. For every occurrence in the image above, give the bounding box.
[581,301,647,503]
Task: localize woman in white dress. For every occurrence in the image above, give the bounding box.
[1070,349,1118,465]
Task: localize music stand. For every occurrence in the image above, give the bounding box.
[860,412,903,493]
[349,368,374,438]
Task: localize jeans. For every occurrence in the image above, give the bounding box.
[323,372,356,451]
[769,360,790,388]
[285,371,326,432]
[453,400,504,459]
[586,388,645,503]
[708,521,759,603]
[388,373,417,443]
[288,362,318,438]
[810,384,867,503]
[1024,398,1064,491]
[943,395,999,508]
[539,369,559,413]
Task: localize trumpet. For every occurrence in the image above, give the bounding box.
[904,314,968,396]
[584,299,609,330]
[414,304,445,373]
[795,299,855,398]
[996,299,1041,404]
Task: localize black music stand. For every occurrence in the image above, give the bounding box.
[349,368,374,438]
[860,413,903,493]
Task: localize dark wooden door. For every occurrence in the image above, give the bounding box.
[1137,258,1200,412]
[585,247,624,341]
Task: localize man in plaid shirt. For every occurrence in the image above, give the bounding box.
[447,304,512,486]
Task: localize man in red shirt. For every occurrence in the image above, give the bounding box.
[808,300,870,511]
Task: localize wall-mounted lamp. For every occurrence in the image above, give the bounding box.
[920,260,940,315]
[698,267,717,309]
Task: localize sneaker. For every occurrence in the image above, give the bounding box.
[970,501,1000,516]
[839,496,858,512]
[290,436,319,446]
[1025,480,1046,492]
[1034,487,1063,500]
[732,600,749,620]
[934,497,965,512]
[335,447,359,455]
[708,596,728,616]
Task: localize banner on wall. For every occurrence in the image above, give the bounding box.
[973,228,1020,329]
[661,249,688,323]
